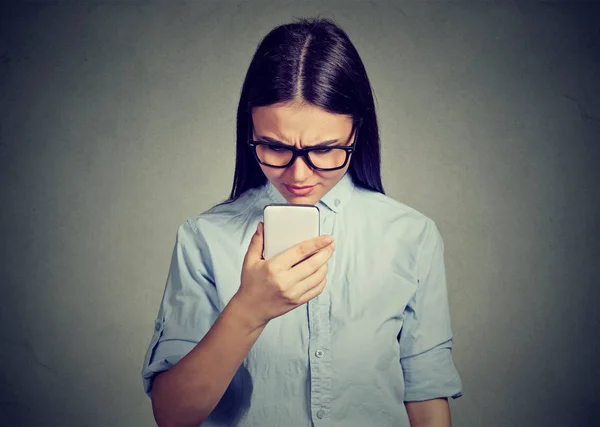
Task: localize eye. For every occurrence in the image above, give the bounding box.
[266,145,288,153]
[313,148,332,154]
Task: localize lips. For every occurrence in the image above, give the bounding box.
[285,184,315,196]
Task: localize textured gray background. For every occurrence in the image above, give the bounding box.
[1,1,599,426]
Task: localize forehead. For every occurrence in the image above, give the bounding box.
[251,103,353,134]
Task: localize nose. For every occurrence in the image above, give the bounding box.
[287,155,313,181]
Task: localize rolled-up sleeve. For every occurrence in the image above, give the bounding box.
[141,220,220,397]
[399,220,463,401]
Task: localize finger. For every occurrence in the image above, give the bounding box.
[296,277,327,305]
[287,261,329,300]
[244,222,264,263]
[289,243,334,282]
[276,235,334,270]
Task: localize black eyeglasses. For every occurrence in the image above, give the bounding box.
[248,123,360,172]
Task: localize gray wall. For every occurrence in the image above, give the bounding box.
[1,1,598,426]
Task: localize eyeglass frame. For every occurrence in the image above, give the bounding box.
[247,119,361,172]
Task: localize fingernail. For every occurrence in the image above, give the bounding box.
[323,235,333,244]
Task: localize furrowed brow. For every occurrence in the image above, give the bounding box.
[256,135,341,148]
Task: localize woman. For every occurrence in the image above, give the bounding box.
[142,18,462,427]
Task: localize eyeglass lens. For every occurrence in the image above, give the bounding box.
[256,145,348,169]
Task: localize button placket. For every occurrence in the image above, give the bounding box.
[308,207,334,423]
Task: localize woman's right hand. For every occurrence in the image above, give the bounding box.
[234,221,335,329]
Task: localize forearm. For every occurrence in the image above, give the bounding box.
[405,398,451,427]
[151,293,265,427]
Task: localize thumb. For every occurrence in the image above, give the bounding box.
[245,222,264,262]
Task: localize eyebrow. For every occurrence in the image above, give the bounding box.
[255,135,342,148]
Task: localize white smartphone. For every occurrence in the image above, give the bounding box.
[263,204,320,260]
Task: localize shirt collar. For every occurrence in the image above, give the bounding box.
[264,172,354,214]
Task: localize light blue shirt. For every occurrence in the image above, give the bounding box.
[142,172,462,426]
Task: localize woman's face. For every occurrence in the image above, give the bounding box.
[251,102,356,205]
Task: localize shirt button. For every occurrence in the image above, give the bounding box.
[154,321,161,331]
[334,198,341,206]
[315,349,324,358]
[316,409,325,419]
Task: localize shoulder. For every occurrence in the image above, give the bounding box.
[177,185,265,242]
[351,187,438,243]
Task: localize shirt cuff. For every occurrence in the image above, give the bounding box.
[142,339,197,397]
[401,341,463,402]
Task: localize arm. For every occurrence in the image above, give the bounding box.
[151,294,264,427]
[146,221,333,427]
[405,398,451,427]
[399,221,462,424]
[142,221,260,427]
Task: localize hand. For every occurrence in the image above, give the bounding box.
[235,222,335,329]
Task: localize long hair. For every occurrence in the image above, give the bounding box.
[224,17,384,203]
